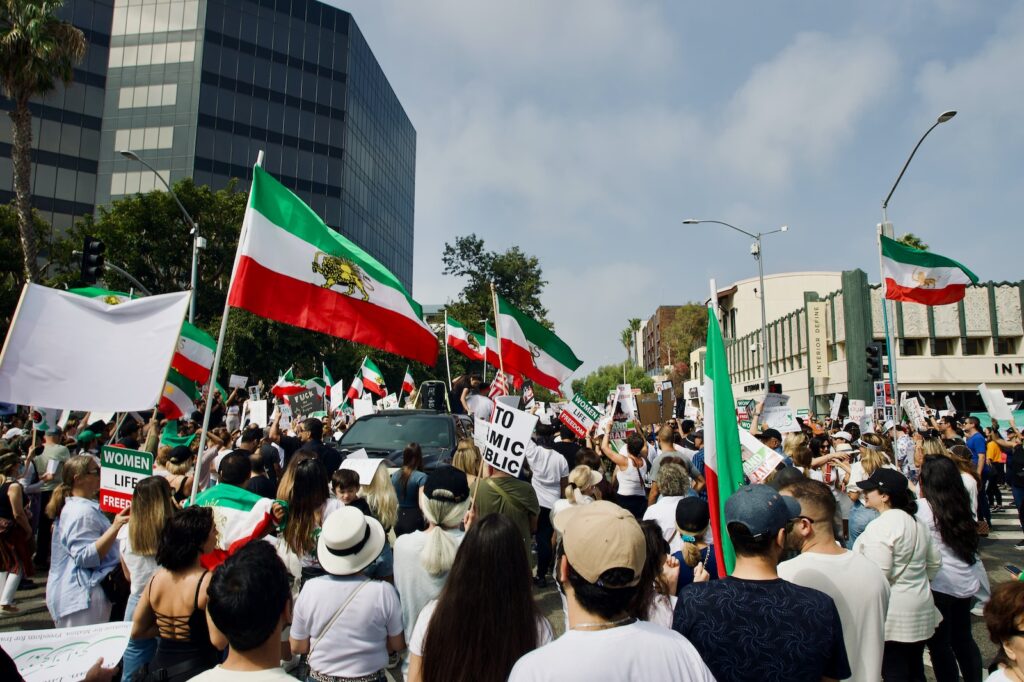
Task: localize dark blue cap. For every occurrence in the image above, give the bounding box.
[725,483,801,538]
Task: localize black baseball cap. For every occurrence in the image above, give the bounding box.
[768,465,806,491]
[675,497,710,534]
[423,465,469,503]
[725,484,801,538]
[856,468,908,495]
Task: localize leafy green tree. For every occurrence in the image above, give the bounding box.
[441,234,548,328]
[897,233,929,251]
[661,304,708,380]
[571,363,653,405]
[0,202,49,330]
[0,0,86,280]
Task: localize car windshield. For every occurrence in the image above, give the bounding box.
[341,415,452,450]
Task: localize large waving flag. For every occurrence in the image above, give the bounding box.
[483,322,502,371]
[171,322,216,384]
[187,483,275,569]
[496,295,582,394]
[704,307,744,577]
[446,317,485,362]
[881,235,978,306]
[322,363,335,399]
[361,358,387,397]
[227,166,437,365]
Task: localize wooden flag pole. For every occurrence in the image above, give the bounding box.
[190,150,263,504]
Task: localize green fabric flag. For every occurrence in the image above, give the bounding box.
[160,420,197,448]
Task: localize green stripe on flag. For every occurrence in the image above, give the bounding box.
[167,368,200,400]
[160,420,198,448]
[497,295,582,369]
[180,320,216,349]
[880,236,979,283]
[215,379,228,402]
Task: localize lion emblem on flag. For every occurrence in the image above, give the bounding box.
[467,334,481,351]
[528,343,541,360]
[911,270,937,288]
[103,295,124,305]
[311,252,374,301]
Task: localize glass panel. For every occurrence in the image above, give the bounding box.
[137,44,152,65]
[109,47,123,68]
[146,86,162,107]
[115,129,129,151]
[129,128,144,148]
[151,42,166,64]
[158,126,173,148]
[143,127,159,148]
[110,172,126,196]
[123,45,138,66]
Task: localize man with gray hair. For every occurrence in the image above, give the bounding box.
[643,462,691,552]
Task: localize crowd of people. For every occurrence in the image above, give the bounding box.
[1,386,1024,681]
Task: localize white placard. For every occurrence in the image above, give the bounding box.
[87,411,116,425]
[496,395,521,410]
[330,379,347,413]
[848,399,866,429]
[901,397,927,431]
[229,374,248,389]
[277,403,292,430]
[346,447,368,460]
[762,405,800,433]
[945,396,956,415]
[379,393,399,410]
[762,392,789,410]
[978,383,1013,422]
[473,416,490,451]
[246,399,267,428]
[684,405,699,421]
[615,384,635,420]
[340,457,384,484]
[739,430,785,483]
[1,621,131,682]
[829,393,842,421]
[353,397,375,419]
[482,402,538,476]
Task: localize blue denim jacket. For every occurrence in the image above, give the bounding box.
[45,496,120,620]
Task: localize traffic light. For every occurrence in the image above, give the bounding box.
[80,236,105,284]
[768,381,782,394]
[865,341,884,381]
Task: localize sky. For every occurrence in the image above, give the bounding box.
[329,1,1024,376]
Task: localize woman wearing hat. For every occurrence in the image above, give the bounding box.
[672,497,716,592]
[0,449,32,613]
[854,468,942,680]
[290,506,405,682]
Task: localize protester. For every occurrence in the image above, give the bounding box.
[986,425,1007,511]
[917,455,983,682]
[269,414,341,473]
[642,461,690,552]
[119,476,176,680]
[0,450,32,613]
[552,464,602,518]
[393,442,428,536]
[191,541,293,681]
[982,581,1024,682]
[950,443,982,523]
[462,379,494,420]
[525,434,569,587]
[34,427,70,567]
[673,484,851,681]
[672,497,718,591]
[451,438,481,488]
[779,479,890,682]
[1006,424,1024,550]
[629,520,678,627]
[854,468,941,680]
[840,432,894,547]
[394,466,471,650]
[649,426,705,493]
[473,459,539,563]
[131,506,220,681]
[45,455,129,627]
[410,513,551,682]
[155,445,195,502]
[290,506,404,682]
[276,452,342,584]
[574,448,615,501]
[511,501,714,681]
[551,425,581,471]
[599,430,649,519]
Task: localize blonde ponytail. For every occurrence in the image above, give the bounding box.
[419,496,469,576]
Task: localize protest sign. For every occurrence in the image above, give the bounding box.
[247,385,261,402]
[978,383,1013,422]
[340,458,385,484]
[288,388,319,417]
[660,389,674,421]
[229,374,248,389]
[1,621,131,682]
[522,385,534,408]
[379,393,399,410]
[739,430,785,484]
[829,393,842,421]
[419,381,448,412]
[329,381,347,413]
[901,397,927,431]
[482,402,538,476]
[277,403,292,429]
[473,416,490,451]
[636,393,661,425]
[762,392,789,409]
[762,405,800,433]
[559,393,601,438]
[684,405,699,421]
[246,399,267,428]
[345,447,368,460]
[99,445,153,513]
[615,385,636,420]
[353,396,375,419]
[945,395,956,415]
[496,395,521,410]
[848,399,867,430]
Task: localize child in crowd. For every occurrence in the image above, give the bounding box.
[331,469,371,516]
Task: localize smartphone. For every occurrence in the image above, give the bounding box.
[1006,564,1022,578]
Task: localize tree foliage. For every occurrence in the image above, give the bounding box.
[661,304,708,380]
[0,202,50,330]
[896,233,929,251]
[571,363,653,405]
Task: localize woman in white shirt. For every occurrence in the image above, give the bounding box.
[854,468,942,681]
[838,434,895,548]
[408,513,551,682]
[600,431,649,520]
[917,455,983,682]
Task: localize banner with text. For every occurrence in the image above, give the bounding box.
[559,393,601,438]
[483,402,538,476]
[99,445,153,513]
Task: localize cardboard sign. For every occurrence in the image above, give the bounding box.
[473,416,490,451]
[496,395,521,410]
[979,383,1013,422]
[288,389,319,417]
[636,393,661,425]
[945,396,956,415]
[340,458,385,485]
[229,374,248,389]
[277,403,292,430]
[330,381,347,413]
[522,385,534,408]
[246,399,267,428]
[247,385,261,402]
[615,385,636,420]
[99,445,153,513]
[829,393,843,421]
[1,621,131,682]
[739,430,785,484]
[901,397,927,431]
[848,399,867,430]
[559,393,601,438]
[482,402,538,476]
[353,397,375,419]
[660,389,675,421]
[762,405,800,433]
[762,392,789,409]
[379,393,399,410]
[684,405,699,421]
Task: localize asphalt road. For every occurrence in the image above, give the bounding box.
[4,502,1020,681]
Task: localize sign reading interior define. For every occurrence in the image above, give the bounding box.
[807,301,829,379]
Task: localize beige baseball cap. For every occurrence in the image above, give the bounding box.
[555,500,645,587]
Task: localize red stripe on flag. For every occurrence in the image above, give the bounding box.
[229,257,438,365]
[884,279,967,306]
[704,467,729,577]
[500,340,563,393]
[449,337,484,361]
[200,512,275,571]
[171,353,211,384]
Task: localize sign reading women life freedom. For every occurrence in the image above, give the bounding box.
[99,445,153,513]
[483,402,538,476]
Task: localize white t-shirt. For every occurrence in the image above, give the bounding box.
[525,441,569,509]
[961,472,979,522]
[291,575,403,677]
[778,550,890,682]
[916,499,981,599]
[117,525,158,596]
[191,666,294,682]
[466,394,494,421]
[986,668,1014,682]
[393,528,465,635]
[643,495,686,554]
[409,598,553,656]
[509,620,715,682]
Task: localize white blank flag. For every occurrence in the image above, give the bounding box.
[0,284,190,412]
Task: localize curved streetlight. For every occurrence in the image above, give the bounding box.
[881,110,957,221]
[684,219,789,394]
[118,149,203,323]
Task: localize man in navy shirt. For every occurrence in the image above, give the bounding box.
[673,484,851,682]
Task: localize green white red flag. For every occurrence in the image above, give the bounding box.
[496,295,582,394]
[446,317,485,362]
[345,358,365,402]
[187,481,275,569]
[484,322,502,370]
[69,286,135,305]
[880,235,979,306]
[401,369,415,395]
[171,322,216,384]
[361,358,386,397]
[159,368,200,420]
[323,363,335,398]
[271,368,305,398]
[227,166,437,365]
[703,307,744,576]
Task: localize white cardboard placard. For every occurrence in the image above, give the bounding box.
[762,405,800,433]
[482,402,538,476]
[979,383,1013,422]
[1,621,131,682]
[340,457,384,484]
[228,374,248,389]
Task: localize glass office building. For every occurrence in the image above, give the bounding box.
[0,0,113,238]
[1,0,416,289]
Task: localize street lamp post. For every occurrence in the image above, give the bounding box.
[684,219,789,395]
[118,150,203,323]
[876,110,957,400]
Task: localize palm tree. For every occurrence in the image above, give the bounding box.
[620,327,634,383]
[0,0,86,281]
[627,317,642,364]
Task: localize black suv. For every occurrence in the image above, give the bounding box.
[335,410,473,471]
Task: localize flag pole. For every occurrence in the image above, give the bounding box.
[876,224,900,418]
[443,310,452,391]
[190,150,263,503]
[490,283,504,380]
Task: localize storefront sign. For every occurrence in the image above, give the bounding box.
[807,301,829,379]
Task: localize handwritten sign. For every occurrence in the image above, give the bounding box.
[762,405,800,433]
[99,445,153,513]
[482,402,538,476]
[1,621,131,682]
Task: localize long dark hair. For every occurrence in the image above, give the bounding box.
[421,514,540,682]
[920,455,979,565]
[629,520,670,620]
[277,453,328,556]
[399,442,423,490]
